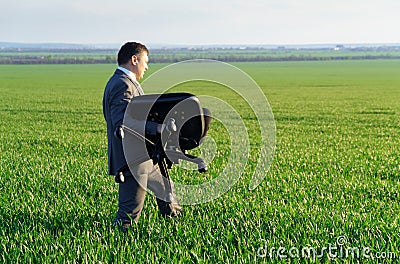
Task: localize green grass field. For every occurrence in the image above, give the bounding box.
[0,60,399,263]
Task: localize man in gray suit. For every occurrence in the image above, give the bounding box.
[103,42,182,230]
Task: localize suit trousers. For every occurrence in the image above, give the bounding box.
[117,159,177,223]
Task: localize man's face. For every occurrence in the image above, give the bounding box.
[133,52,149,80]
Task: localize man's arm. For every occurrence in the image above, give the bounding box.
[109,81,133,130]
[109,81,159,138]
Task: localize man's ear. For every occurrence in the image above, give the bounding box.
[131,55,138,65]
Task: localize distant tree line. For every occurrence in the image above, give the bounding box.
[1,51,400,64]
[149,54,400,63]
[0,55,116,64]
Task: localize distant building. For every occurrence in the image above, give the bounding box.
[334,44,345,51]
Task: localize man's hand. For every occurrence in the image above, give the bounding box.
[114,126,124,139]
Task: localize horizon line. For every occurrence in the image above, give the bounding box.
[1,41,400,46]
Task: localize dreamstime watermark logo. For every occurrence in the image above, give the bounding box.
[122,60,276,205]
[256,235,398,260]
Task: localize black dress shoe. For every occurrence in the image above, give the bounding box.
[113,218,132,232]
[156,198,183,218]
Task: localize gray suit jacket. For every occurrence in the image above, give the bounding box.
[102,69,157,175]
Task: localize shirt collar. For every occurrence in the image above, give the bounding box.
[117,66,137,82]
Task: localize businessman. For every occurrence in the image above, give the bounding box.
[103,42,182,230]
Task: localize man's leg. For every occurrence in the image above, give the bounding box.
[116,175,147,224]
[115,162,150,225]
[147,163,182,217]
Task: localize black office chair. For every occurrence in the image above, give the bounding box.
[116,93,211,183]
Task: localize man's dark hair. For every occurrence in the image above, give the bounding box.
[117,42,149,65]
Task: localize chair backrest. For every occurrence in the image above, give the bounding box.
[126,93,211,151]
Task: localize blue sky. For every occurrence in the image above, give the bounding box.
[1,0,399,45]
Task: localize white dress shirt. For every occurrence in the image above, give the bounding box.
[117,66,144,95]
[117,66,137,82]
